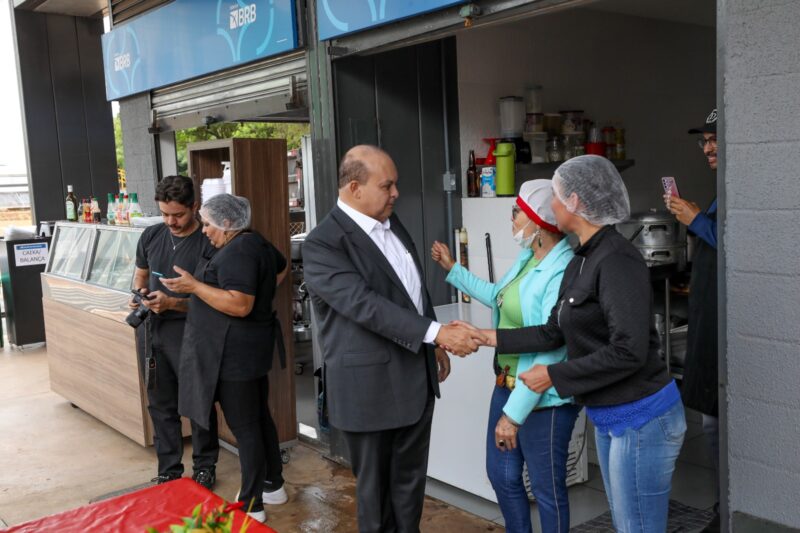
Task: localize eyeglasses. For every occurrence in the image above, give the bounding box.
[697,137,717,149]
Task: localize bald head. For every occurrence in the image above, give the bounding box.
[338,145,399,222]
[338,145,392,189]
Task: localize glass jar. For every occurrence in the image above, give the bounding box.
[547,136,564,163]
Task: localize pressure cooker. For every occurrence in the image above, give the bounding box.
[616,210,686,268]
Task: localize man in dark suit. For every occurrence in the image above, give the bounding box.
[303,145,483,532]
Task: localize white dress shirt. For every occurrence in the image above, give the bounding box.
[337,199,441,344]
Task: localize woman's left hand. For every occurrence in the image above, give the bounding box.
[518,365,553,394]
[160,265,199,294]
[495,414,519,451]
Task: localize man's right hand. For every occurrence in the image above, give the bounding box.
[129,288,148,310]
[435,323,486,356]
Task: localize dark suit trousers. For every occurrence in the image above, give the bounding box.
[139,318,219,477]
[343,391,435,533]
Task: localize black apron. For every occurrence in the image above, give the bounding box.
[681,210,719,417]
[178,256,230,430]
[178,255,288,430]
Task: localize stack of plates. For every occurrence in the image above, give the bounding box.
[201,178,226,203]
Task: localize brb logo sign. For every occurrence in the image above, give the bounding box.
[104,26,142,99]
[230,2,257,29]
[217,0,276,62]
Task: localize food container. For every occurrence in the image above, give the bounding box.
[523,132,548,162]
[585,142,605,156]
[525,86,543,114]
[480,167,497,198]
[563,132,584,160]
[525,113,544,133]
[560,110,584,134]
[543,114,563,138]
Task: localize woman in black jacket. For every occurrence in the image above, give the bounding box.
[162,194,288,524]
[470,156,686,533]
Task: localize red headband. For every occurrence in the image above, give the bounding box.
[516,196,561,235]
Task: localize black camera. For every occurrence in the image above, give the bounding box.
[126,289,152,328]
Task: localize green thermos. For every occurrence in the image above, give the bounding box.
[493,142,516,196]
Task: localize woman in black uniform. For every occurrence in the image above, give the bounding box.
[162,193,288,523]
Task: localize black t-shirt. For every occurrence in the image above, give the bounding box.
[135,222,216,321]
[201,231,287,380]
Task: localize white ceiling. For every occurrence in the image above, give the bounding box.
[584,0,716,28]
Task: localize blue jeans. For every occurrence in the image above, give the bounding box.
[595,400,687,533]
[486,386,581,533]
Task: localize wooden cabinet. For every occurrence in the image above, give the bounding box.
[187,139,297,445]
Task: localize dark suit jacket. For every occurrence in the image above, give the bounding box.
[303,206,440,433]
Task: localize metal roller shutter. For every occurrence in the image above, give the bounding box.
[150,51,308,132]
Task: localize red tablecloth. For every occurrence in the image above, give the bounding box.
[5,478,277,533]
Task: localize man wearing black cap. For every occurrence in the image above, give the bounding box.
[664,108,719,532]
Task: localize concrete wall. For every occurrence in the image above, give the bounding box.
[721,0,800,529]
[119,94,159,215]
[455,8,716,212]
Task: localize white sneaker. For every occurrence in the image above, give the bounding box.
[262,485,288,505]
[247,510,267,523]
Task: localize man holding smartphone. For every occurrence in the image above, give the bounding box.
[130,175,219,488]
[664,109,720,532]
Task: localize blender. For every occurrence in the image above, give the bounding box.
[498,96,532,164]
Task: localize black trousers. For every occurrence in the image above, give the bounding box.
[139,318,219,477]
[217,375,283,513]
[343,392,435,533]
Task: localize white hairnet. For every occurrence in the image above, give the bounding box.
[200,193,251,231]
[552,155,630,226]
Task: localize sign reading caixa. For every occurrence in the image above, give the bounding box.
[101,0,298,101]
[317,0,465,40]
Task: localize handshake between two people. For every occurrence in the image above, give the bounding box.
[434,320,498,357]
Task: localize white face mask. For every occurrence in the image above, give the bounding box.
[512,221,534,248]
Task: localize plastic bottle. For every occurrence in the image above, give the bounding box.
[128,192,143,221]
[106,193,116,225]
[117,194,129,226]
[91,197,101,223]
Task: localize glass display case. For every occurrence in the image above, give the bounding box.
[47,224,96,280]
[87,227,141,291]
[45,222,143,292]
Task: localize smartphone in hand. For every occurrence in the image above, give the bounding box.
[661,176,680,198]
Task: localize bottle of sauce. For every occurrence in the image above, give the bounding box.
[106,193,116,225]
[459,228,471,303]
[65,185,78,221]
[91,197,101,223]
[466,150,479,198]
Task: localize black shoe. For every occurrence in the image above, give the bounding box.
[151,473,181,485]
[192,468,216,490]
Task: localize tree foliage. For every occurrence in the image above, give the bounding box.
[114,114,125,170]
[175,122,309,175]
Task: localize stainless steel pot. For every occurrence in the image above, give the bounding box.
[617,210,686,267]
[617,211,682,248]
[637,245,687,267]
[290,233,306,261]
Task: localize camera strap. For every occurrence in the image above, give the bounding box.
[144,315,157,391]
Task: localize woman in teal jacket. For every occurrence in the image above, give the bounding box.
[432,180,581,533]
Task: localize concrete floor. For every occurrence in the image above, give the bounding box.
[0,345,500,532]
